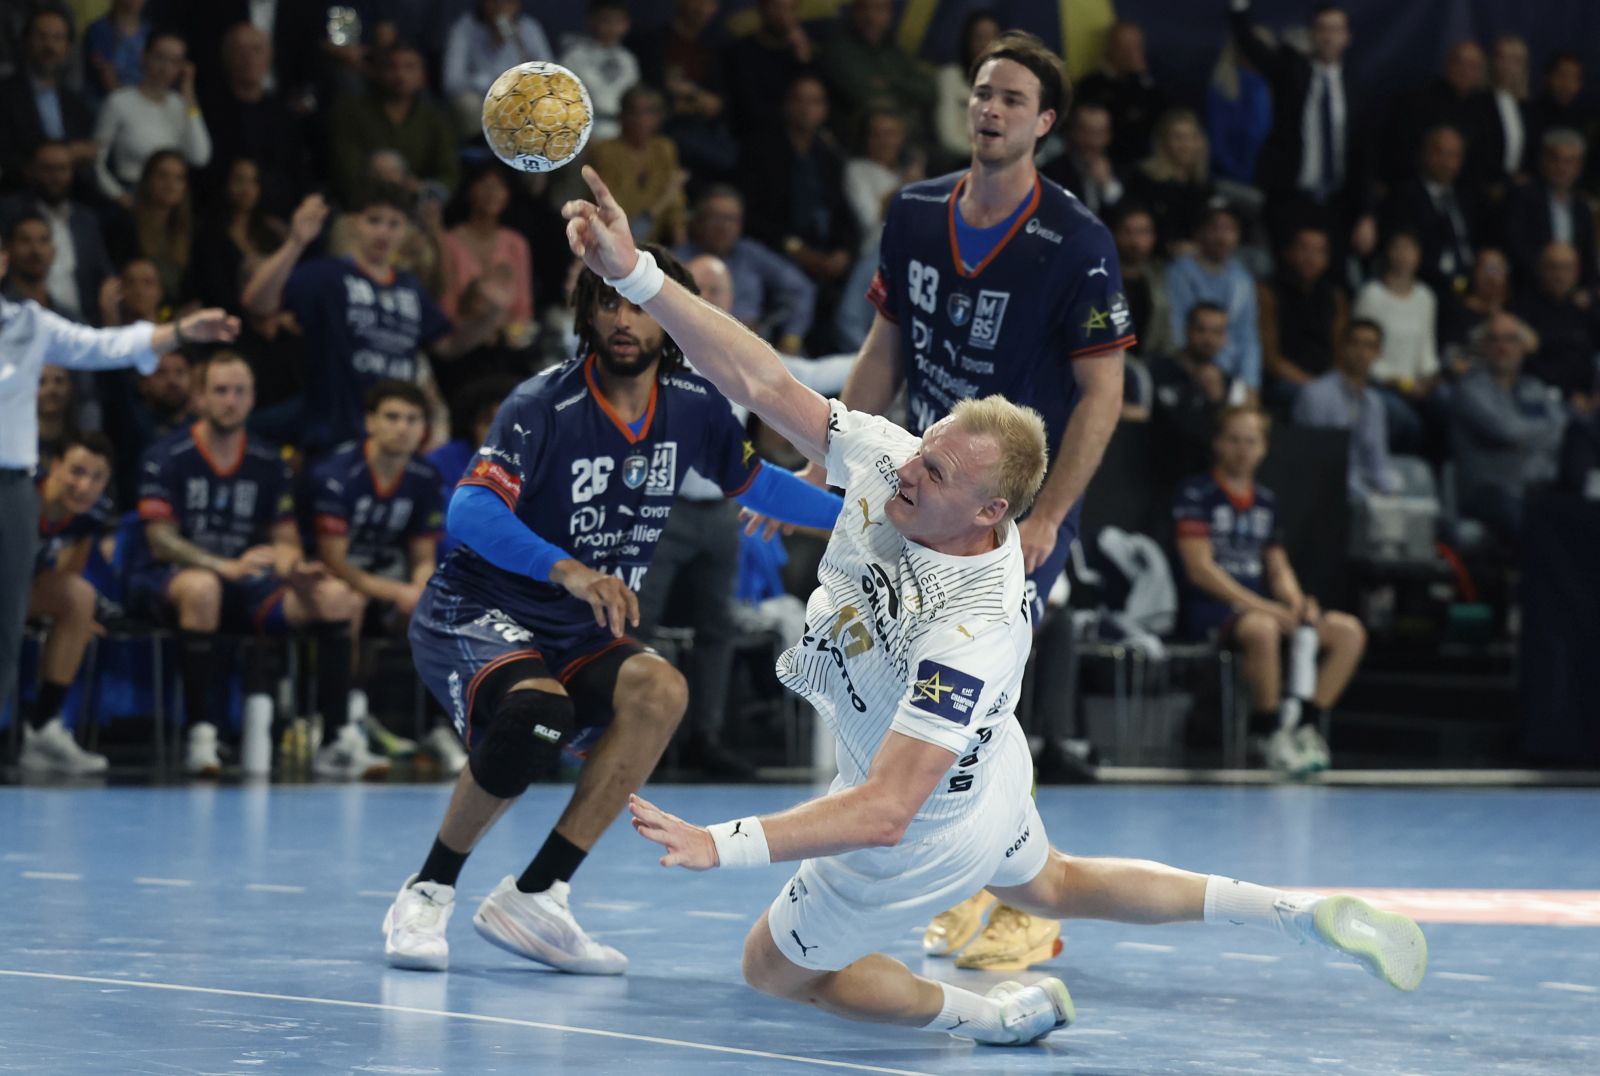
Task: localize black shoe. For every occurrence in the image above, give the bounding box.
[681,733,757,782]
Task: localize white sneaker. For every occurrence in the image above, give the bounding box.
[1259,727,1306,775]
[472,876,627,975]
[987,978,1075,1046]
[1293,724,1331,771]
[185,722,222,777]
[383,873,455,971]
[20,717,109,776]
[1274,893,1428,991]
[424,725,468,776]
[314,721,391,780]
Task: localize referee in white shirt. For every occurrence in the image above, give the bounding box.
[0,250,237,739]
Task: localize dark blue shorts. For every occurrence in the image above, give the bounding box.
[408,581,652,752]
[128,566,290,633]
[1024,528,1075,628]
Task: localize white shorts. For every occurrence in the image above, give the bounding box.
[764,728,1049,972]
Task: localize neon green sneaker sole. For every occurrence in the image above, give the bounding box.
[1313,894,1428,992]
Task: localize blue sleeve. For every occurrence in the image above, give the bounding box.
[447,484,573,582]
[735,465,844,530]
[1235,271,1261,389]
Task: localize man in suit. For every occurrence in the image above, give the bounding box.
[0,141,114,325]
[1382,125,1480,298]
[0,7,96,190]
[1227,1,1375,261]
[1505,128,1596,290]
[1386,41,1501,189]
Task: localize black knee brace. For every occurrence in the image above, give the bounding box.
[468,690,575,799]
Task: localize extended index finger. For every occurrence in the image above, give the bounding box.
[581,165,620,212]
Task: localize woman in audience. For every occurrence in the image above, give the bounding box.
[93,31,211,204]
[442,0,555,137]
[1354,231,1440,450]
[933,10,1000,170]
[587,84,689,246]
[1129,108,1215,254]
[844,107,920,240]
[192,157,285,315]
[1440,247,1513,372]
[107,150,195,305]
[440,162,533,333]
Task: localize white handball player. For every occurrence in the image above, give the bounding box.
[563,166,1427,1047]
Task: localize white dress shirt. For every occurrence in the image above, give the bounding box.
[1494,89,1524,174]
[1298,62,1346,194]
[0,296,157,469]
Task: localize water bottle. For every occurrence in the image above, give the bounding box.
[242,693,274,776]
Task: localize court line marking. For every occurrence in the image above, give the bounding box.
[0,969,940,1074]
[1434,971,1493,983]
[358,890,396,899]
[134,877,193,887]
[245,884,306,894]
[686,911,749,921]
[1113,942,1175,953]
[1220,952,1279,964]
[1538,981,1598,994]
[20,871,80,881]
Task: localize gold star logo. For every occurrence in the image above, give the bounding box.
[857,497,882,534]
[912,671,955,704]
[741,440,756,467]
[1081,307,1109,332]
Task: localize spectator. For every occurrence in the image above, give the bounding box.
[1558,406,1600,497]
[723,0,815,141]
[327,45,458,206]
[1077,20,1169,167]
[1387,40,1499,188]
[1227,0,1375,259]
[1451,312,1569,546]
[241,188,510,458]
[443,1,555,137]
[2,213,59,311]
[1129,108,1215,253]
[1293,318,1401,498]
[170,0,322,111]
[328,150,448,300]
[1111,202,1175,360]
[1523,52,1596,180]
[199,23,308,218]
[1166,204,1261,391]
[1440,246,1511,367]
[1042,103,1124,217]
[1259,225,1348,406]
[0,7,97,186]
[738,71,858,349]
[559,0,640,145]
[130,351,369,778]
[1381,124,1479,298]
[101,340,193,510]
[675,184,815,353]
[1512,240,1600,403]
[35,363,77,462]
[19,431,117,776]
[588,84,690,246]
[93,32,211,206]
[933,10,1000,169]
[629,0,735,176]
[439,162,534,330]
[1150,301,1246,468]
[1173,404,1368,774]
[1204,37,1272,187]
[816,0,936,147]
[0,140,114,325]
[83,0,150,100]
[1354,231,1438,449]
[107,149,194,304]
[190,157,285,317]
[1486,33,1530,182]
[1504,128,1596,289]
[843,107,920,241]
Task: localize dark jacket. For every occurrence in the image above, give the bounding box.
[1503,180,1598,289]
[0,73,95,186]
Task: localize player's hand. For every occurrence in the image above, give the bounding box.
[392,581,425,616]
[562,166,640,281]
[178,309,241,344]
[288,558,328,589]
[552,559,639,637]
[1297,596,1322,625]
[1016,515,1059,574]
[289,195,330,246]
[629,793,719,870]
[1266,602,1301,634]
[739,508,794,541]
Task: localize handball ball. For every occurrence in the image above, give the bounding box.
[482,61,594,173]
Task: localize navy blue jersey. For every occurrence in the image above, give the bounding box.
[35,490,112,574]
[1173,472,1284,634]
[137,423,295,559]
[281,257,452,453]
[312,440,445,576]
[437,354,763,624]
[868,171,1136,539]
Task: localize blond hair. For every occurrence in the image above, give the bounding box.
[948,395,1049,523]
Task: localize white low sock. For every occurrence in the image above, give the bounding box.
[925,982,1008,1043]
[1203,875,1288,929]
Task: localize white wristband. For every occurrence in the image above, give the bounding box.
[604,249,666,305]
[707,816,770,869]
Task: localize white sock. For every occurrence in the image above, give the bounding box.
[1277,696,1302,731]
[925,982,1008,1043]
[1203,875,1289,929]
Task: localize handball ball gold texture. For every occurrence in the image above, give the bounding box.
[482,61,594,173]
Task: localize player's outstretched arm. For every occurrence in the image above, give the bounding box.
[564,166,831,466]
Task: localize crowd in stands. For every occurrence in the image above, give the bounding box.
[4,0,1600,779]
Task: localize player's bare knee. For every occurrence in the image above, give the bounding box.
[62,575,97,626]
[1234,614,1278,651]
[740,920,798,996]
[172,571,223,629]
[1325,611,1366,654]
[314,579,361,622]
[615,655,687,732]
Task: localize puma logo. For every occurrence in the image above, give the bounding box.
[731,820,748,838]
[790,929,817,957]
[1088,257,1108,278]
[857,497,882,534]
[945,1017,969,1031]
[956,625,973,640]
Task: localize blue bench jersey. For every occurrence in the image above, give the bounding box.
[282,257,452,454]
[868,171,1136,539]
[436,354,764,625]
[311,440,445,576]
[136,424,295,560]
[1173,471,1284,635]
[36,489,112,575]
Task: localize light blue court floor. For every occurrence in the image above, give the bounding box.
[2,784,1597,1075]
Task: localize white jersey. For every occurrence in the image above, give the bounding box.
[777,402,1033,837]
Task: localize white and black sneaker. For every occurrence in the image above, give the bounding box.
[988,978,1075,1045]
[424,725,468,777]
[382,873,455,971]
[185,722,223,777]
[314,720,390,780]
[473,876,627,975]
[20,718,109,776]
[1275,893,1428,991]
